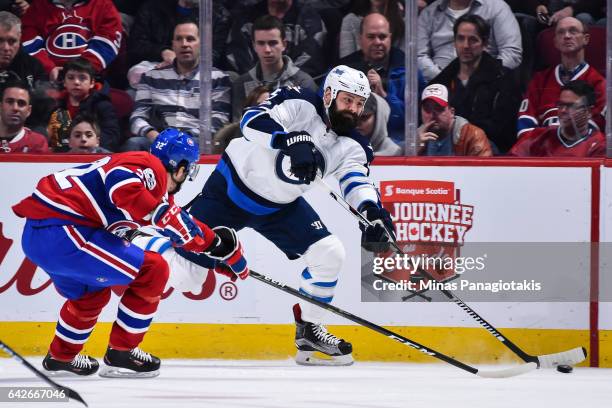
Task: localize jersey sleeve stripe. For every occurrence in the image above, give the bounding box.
[339,172,366,184]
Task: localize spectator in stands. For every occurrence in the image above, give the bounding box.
[418,83,492,156]
[128,18,230,150]
[339,0,405,58]
[517,17,606,138]
[214,85,271,154]
[510,80,605,157]
[429,14,520,153]
[127,0,231,81]
[536,1,606,27]
[417,0,522,82]
[339,13,424,142]
[226,0,327,77]
[356,93,402,156]
[47,58,119,152]
[21,0,122,82]
[232,15,317,122]
[0,11,46,90]
[67,114,111,153]
[0,82,48,153]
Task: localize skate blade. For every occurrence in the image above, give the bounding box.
[99,365,159,378]
[295,350,354,366]
[43,370,96,378]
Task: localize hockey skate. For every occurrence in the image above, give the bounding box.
[293,304,354,366]
[99,347,160,378]
[42,352,99,376]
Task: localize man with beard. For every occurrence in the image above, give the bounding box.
[12,128,248,377]
[417,83,492,156]
[174,65,395,366]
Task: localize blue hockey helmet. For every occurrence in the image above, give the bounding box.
[150,128,200,180]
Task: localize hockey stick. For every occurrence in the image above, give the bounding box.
[0,340,88,407]
[249,270,536,377]
[316,177,587,369]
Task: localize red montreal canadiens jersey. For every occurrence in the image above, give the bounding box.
[21,0,122,73]
[509,126,606,157]
[0,128,49,153]
[13,152,169,229]
[517,64,606,137]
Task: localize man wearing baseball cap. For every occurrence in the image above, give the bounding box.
[418,83,493,156]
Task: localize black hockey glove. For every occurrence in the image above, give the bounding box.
[273,131,318,184]
[359,202,395,252]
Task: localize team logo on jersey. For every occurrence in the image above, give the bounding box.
[46,11,91,59]
[275,149,325,184]
[141,168,157,190]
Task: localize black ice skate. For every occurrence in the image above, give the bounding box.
[42,352,99,376]
[293,304,354,366]
[99,347,160,378]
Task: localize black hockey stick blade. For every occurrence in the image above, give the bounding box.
[0,341,88,407]
[249,270,536,378]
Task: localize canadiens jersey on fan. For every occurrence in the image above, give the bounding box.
[21,0,122,73]
[517,63,606,137]
[228,86,379,213]
[509,126,606,157]
[12,152,169,229]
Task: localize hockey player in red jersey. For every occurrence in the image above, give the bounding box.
[510,80,605,157]
[12,128,248,378]
[517,17,606,138]
[20,0,123,81]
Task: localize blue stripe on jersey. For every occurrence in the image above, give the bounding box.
[241,111,285,141]
[517,116,538,134]
[299,288,334,303]
[87,38,119,67]
[339,172,365,184]
[117,308,153,330]
[343,181,370,197]
[56,324,91,342]
[78,169,127,225]
[216,157,281,215]
[239,109,262,131]
[23,37,44,55]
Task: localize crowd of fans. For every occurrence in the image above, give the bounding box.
[0,0,607,158]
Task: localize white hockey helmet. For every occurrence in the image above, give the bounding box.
[323,65,371,111]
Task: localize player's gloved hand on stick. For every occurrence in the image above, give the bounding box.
[272,131,318,184]
[358,202,395,252]
[205,226,249,280]
[151,202,211,252]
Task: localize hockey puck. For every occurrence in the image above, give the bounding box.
[556,364,573,373]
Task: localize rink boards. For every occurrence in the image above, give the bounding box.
[0,155,610,367]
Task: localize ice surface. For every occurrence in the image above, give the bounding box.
[0,358,610,408]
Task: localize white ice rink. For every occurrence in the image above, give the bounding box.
[1,358,611,408]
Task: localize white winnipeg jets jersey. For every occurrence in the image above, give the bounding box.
[222,86,379,214]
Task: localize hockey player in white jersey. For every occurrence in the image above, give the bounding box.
[173,65,395,365]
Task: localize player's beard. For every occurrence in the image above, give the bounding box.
[329,101,358,136]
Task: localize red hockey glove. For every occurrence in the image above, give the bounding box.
[151,202,214,251]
